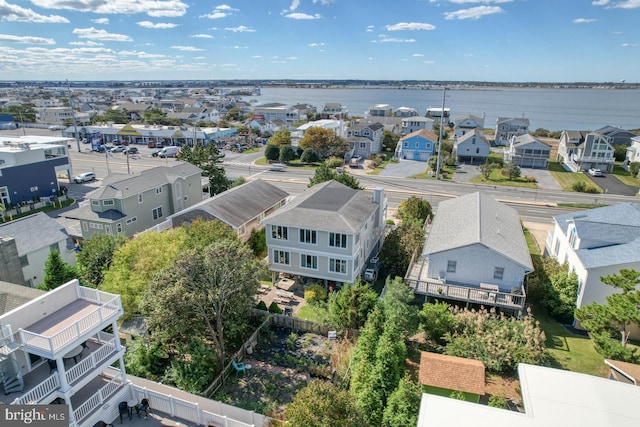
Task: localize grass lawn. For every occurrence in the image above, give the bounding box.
[523,227,541,256]
[533,308,608,377]
[469,170,538,188]
[612,164,640,187]
[367,153,395,175]
[2,198,75,222]
[295,304,328,323]
[410,165,455,180]
[548,161,601,193]
[253,156,319,170]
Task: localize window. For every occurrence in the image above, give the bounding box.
[126,216,137,224]
[476,148,480,154]
[300,254,318,269]
[91,200,100,206]
[239,225,246,236]
[447,260,457,273]
[116,223,122,233]
[271,225,288,240]
[568,226,578,248]
[102,199,114,206]
[19,255,29,267]
[329,232,348,248]
[152,206,163,220]
[30,186,38,192]
[82,221,88,231]
[329,258,347,274]
[49,243,59,252]
[415,142,419,148]
[359,142,367,149]
[494,267,504,280]
[299,229,317,244]
[138,194,143,203]
[273,250,290,265]
[104,224,111,234]
[404,141,408,147]
[156,187,163,194]
[89,223,103,229]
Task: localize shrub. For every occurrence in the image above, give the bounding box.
[325,156,344,168]
[304,283,327,303]
[488,393,508,409]
[268,301,283,314]
[572,181,586,192]
[584,186,599,193]
[256,300,268,311]
[386,219,395,225]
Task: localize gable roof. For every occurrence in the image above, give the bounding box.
[455,131,489,147]
[401,129,439,142]
[454,114,484,125]
[262,180,381,233]
[170,179,288,228]
[0,281,44,316]
[496,117,530,126]
[606,359,640,385]
[512,134,551,149]
[419,352,485,395]
[0,212,72,255]
[90,162,202,200]
[423,192,533,271]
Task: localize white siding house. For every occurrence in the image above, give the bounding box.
[453,130,490,164]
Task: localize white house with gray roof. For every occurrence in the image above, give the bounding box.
[544,203,640,335]
[504,134,551,168]
[262,180,387,288]
[62,163,203,239]
[168,179,289,240]
[0,212,76,288]
[406,192,533,311]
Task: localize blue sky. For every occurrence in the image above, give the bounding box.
[0,0,639,82]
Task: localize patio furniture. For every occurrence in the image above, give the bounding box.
[232,360,246,376]
[47,359,57,374]
[118,401,131,423]
[63,345,84,364]
[93,422,114,427]
[136,398,150,419]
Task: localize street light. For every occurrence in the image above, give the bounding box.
[435,87,447,180]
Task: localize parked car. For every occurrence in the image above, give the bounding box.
[110,146,125,153]
[123,147,139,155]
[74,172,96,183]
[48,125,62,131]
[158,146,180,158]
[588,168,603,176]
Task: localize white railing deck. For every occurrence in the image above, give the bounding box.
[407,279,526,310]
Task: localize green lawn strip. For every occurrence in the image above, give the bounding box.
[253,156,318,170]
[533,308,608,377]
[548,161,601,192]
[612,164,640,187]
[295,304,328,323]
[523,228,541,256]
[469,171,537,188]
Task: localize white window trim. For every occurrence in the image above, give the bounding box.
[329,258,347,275]
[300,254,318,270]
[299,228,317,245]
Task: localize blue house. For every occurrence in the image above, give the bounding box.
[395,129,439,161]
[0,115,17,130]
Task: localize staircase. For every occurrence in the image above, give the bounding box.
[0,324,24,395]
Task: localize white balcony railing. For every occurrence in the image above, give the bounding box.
[406,279,526,310]
[18,294,122,355]
[12,374,60,405]
[66,338,117,385]
[73,375,125,424]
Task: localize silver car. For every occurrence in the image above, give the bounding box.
[73,172,96,183]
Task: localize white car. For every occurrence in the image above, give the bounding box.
[73,172,96,183]
[269,163,287,172]
[588,168,603,177]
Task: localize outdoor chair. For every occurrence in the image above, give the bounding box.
[93,422,113,427]
[47,359,57,374]
[232,359,246,376]
[118,401,131,423]
[136,398,150,419]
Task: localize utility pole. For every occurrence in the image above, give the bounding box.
[66,79,81,152]
[435,87,447,180]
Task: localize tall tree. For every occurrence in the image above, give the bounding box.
[382,374,422,427]
[328,278,378,330]
[300,127,350,158]
[308,164,363,190]
[75,234,127,287]
[397,196,432,225]
[279,145,296,163]
[178,143,229,195]
[268,128,292,147]
[142,107,168,125]
[575,269,640,361]
[39,251,77,291]
[0,105,37,123]
[141,239,264,366]
[382,130,400,152]
[378,221,424,279]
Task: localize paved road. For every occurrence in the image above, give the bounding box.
[585,172,638,196]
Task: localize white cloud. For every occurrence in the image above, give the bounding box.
[190,34,213,38]
[137,21,178,29]
[613,0,640,8]
[366,25,374,32]
[202,12,227,19]
[412,53,424,57]
[287,56,298,60]
[233,45,247,49]
[422,60,436,64]
[170,45,204,51]
[30,0,189,17]
[285,13,322,19]
[73,27,132,41]
[119,50,166,58]
[0,0,68,23]
[448,0,511,3]
[252,55,263,58]
[225,25,256,32]
[573,18,596,23]
[621,42,638,46]
[69,40,103,46]
[289,0,300,11]
[592,0,610,5]
[202,4,238,19]
[373,35,416,43]
[312,0,335,4]
[0,34,55,44]
[444,6,503,20]
[92,18,109,24]
[308,42,325,47]
[464,53,473,56]
[386,22,436,31]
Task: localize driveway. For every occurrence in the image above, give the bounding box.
[586,173,639,196]
[378,159,428,177]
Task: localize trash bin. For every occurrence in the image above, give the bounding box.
[245,344,253,355]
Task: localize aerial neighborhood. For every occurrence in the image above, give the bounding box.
[0,82,639,427]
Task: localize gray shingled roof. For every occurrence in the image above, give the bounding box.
[422,192,533,271]
[171,179,288,228]
[553,203,640,269]
[512,134,551,149]
[60,204,126,222]
[0,281,44,316]
[90,162,202,200]
[0,212,72,255]
[262,180,380,233]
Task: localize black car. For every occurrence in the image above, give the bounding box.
[123,147,139,155]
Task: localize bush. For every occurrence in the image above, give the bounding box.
[301,148,320,164]
[304,283,327,303]
[264,144,280,162]
[572,181,586,192]
[488,393,508,409]
[256,300,268,311]
[325,156,344,168]
[268,302,283,314]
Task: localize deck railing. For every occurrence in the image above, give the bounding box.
[11,373,60,405]
[73,375,125,424]
[17,295,122,355]
[66,336,117,385]
[407,279,526,310]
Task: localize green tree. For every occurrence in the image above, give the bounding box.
[0,105,37,123]
[141,239,264,366]
[177,143,229,195]
[575,269,640,361]
[285,380,366,427]
[397,196,432,225]
[264,144,280,162]
[75,234,127,287]
[247,227,267,258]
[308,163,363,189]
[300,148,320,164]
[163,339,218,393]
[382,130,400,152]
[39,251,77,291]
[93,108,128,124]
[268,128,292,147]
[124,339,168,381]
[382,374,422,427]
[502,162,521,180]
[142,107,168,125]
[479,162,499,180]
[300,127,350,159]
[279,145,296,163]
[328,279,378,330]
[378,221,424,279]
[420,301,455,346]
[380,277,419,337]
[629,162,640,178]
[613,145,627,162]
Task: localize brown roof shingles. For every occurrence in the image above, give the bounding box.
[419,351,485,395]
[606,359,640,385]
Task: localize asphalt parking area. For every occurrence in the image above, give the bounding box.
[586,173,638,196]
